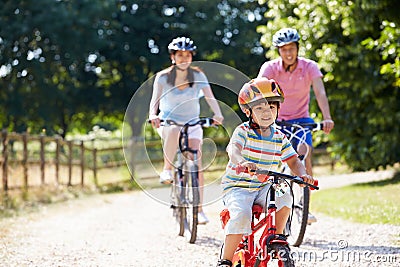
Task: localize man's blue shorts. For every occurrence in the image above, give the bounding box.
[278,117,315,150]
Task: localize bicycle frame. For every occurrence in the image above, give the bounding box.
[220,168,318,267]
[233,178,285,266]
[167,118,214,244]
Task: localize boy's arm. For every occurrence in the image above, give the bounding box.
[227,143,257,170]
[286,157,314,185]
[227,143,246,165]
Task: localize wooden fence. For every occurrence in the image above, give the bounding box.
[0,130,126,191]
[1,130,336,192]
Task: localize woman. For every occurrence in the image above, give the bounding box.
[148,36,224,224]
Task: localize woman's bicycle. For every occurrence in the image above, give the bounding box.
[164,117,215,244]
[220,166,319,267]
[275,121,323,247]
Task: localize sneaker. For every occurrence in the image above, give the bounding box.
[307,212,317,224]
[198,211,209,225]
[159,170,173,184]
[217,259,232,267]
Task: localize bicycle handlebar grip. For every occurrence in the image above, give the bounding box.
[203,118,214,127]
[310,179,319,190]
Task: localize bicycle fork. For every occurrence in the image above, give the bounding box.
[176,151,200,206]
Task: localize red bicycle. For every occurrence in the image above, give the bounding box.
[220,167,319,267]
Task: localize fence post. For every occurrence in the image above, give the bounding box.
[2,130,8,191]
[55,136,60,185]
[22,133,28,189]
[40,133,45,185]
[129,137,136,180]
[93,148,98,187]
[80,140,84,187]
[68,140,72,186]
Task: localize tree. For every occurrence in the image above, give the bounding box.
[0,0,116,136]
[0,0,266,137]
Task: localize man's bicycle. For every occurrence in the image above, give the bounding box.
[220,166,319,267]
[163,117,215,244]
[276,121,323,247]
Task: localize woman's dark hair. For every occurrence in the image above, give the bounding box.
[166,65,202,87]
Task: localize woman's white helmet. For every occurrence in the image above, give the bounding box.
[272,28,300,47]
[168,37,197,55]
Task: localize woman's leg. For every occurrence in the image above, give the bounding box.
[159,125,180,170]
[157,125,180,183]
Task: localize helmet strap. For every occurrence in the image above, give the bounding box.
[172,62,187,72]
[171,55,189,71]
[248,109,260,129]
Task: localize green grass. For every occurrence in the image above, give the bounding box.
[311,171,400,225]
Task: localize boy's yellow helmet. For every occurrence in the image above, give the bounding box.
[238,77,284,112]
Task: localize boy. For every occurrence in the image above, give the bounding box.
[217,77,314,267]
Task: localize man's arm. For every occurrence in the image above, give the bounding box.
[312,77,334,134]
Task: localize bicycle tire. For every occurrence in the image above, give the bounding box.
[286,184,310,247]
[172,166,186,236]
[271,244,295,267]
[186,163,199,243]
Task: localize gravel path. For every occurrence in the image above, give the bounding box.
[0,170,399,267]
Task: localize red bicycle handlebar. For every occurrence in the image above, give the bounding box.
[235,165,319,190]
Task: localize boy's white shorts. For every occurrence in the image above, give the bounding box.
[222,186,292,235]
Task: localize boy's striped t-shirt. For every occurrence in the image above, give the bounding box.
[222,122,297,192]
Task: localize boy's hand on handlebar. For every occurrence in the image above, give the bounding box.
[237,161,257,174]
[300,174,314,188]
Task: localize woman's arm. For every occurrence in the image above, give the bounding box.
[201,85,224,124]
[149,74,163,128]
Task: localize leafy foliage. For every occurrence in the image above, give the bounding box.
[0,0,265,137]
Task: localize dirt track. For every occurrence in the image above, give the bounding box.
[0,170,399,267]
